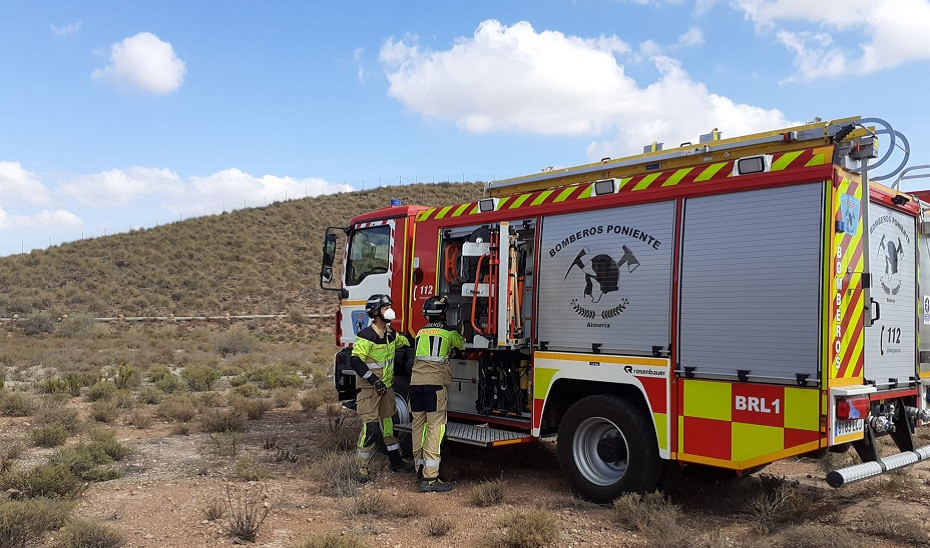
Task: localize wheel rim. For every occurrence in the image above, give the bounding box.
[572,416,628,486]
[394,394,411,424]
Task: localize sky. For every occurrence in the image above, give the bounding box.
[2,0,930,257]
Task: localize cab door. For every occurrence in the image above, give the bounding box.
[339,220,396,345]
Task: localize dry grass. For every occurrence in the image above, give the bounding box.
[484,509,560,548]
[778,523,863,548]
[299,533,366,548]
[0,498,73,548]
[470,478,506,507]
[55,518,125,548]
[612,491,691,547]
[224,484,274,543]
[860,514,930,545]
[311,451,359,498]
[425,516,454,537]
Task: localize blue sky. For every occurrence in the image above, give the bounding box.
[2,0,930,256]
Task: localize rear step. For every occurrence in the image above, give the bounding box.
[395,421,535,447]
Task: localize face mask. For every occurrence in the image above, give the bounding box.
[382,308,396,322]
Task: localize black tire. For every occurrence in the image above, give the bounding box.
[557,394,662,503]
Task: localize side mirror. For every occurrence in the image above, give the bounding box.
[322,233,337,269]
[321,266,333,283]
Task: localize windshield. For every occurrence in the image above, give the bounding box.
[345,225,391,286]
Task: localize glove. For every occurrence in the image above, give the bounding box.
[371,378,387,396]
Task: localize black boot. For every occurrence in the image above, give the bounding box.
[388,449,415,472]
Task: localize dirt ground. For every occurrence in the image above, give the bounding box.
[6,397,930,548]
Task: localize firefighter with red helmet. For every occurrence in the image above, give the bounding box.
[350,294,414,483]
[411,295,465,492]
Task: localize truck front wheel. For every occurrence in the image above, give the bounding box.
[557,394,661,502]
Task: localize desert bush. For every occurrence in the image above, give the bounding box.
[299,390,325,413]
[209,432,241,456]
[471,478,506,507]
[50,430,130,482]
[128,409,153,429]
[861,514,930,545]
[214,326,258,357]
[0,367,5,389]
[311,451,359,497]
[1,439,25,474]
[21,313,56,336]
[248,364,302,389]
[157,395,198,422]
[146,365,173,383]
[55,518,125,548]
[318,404,356,451]
[64,372,98,396]
[113,391,135,410]
[0,464,85,499]
[779,523,862,548]
[224,484,273,543]
[31,424,69,447]
[269,387,296,408]
[343,491,419,520]
[136,386,164,404]
[114,364,141,389]
[57,314,107,339]
[181,364,221,391]
[233,382,262,398]
[425,516,454,538]
[231,397,272,420]
[90,401,119,423]
[612,492,689,546]
[0,498,72,548]
[743,475,810,525]
[233,456,272,481]
[38,377,70,395]
[201,409,246,433]
[299,533,365,548]
[85,381,117,402]
[492,509,560,548]
[155,373,184,394]
[33,404,81,433]
[0,389,37,416]
[203,499,225,521]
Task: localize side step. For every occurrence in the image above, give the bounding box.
[395,421,535,447]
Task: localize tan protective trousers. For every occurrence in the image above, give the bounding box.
[356,384,399,467]
[411,386,447,480]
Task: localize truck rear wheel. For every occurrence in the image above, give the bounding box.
[558,394,661,502]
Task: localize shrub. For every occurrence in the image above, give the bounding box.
[269,387,296,408]
[38,378,70,395]
[136,386,164,404]
[471,478,506,507]
[90,401,119,423]
[85,381,117,402]
[146,365,173,383]
[57,314,107,339]
[780,524,862,548]
[299,391,325,413]
[299,533,365,548]
[224,484,273,543]
[33,404,81,433]
[203,499,225,521]
[181,364,221,391]
[311,451,359,497]
[201,409,246,433]
[425,516,454,538]
[232,383,262,398]
[1,439,25,474]
[50,430,130,482]
[612,492,688,546]
[495,509,560,548]
[0,498,72,548]
[0,464,84,499]
[0,389,37,416]
[114,364,141,389]
[128,409,153,429]
[214,326,257,357]
[55,519,125,548]
[157,396,198,422]
[155,374,183,394]
[31,424,69,447]
[861,514,930,545]
[248,364,302,389]
[0,367,5,389]
[21,313,56,336]
[231,397,272,421]
[233,457,272,481]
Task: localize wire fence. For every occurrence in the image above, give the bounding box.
[0,313,332,323]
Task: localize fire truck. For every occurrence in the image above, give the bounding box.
[321,116,930,502]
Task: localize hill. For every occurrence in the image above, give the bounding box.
[0,182,483,317]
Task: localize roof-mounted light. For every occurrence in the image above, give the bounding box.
[478,197,499,213]
[593,178,619,196]
[733,154,772,176]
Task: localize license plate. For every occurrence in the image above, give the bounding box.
[835,418,864,437]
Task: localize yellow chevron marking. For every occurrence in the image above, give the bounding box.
[450,203,471,217]
[531,190,554,206]
[632,173,661,191]
[433,205,453,220]
[661,168,693,187]
[694,163,727,182]
[467,203,480,215]
[772,151,803,171]
[578,184,594,199]
[806,152,827,167]
[617,177,634,190]
[497,197,511,210]
[418,208,435,221]
[553,186,579,203]
[509,193,532,209]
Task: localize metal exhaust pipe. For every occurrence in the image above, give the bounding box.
[827,443,930,487]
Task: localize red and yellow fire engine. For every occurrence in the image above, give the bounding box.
[323,116,930,502]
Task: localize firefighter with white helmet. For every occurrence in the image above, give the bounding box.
[350,294,414,483]
[411,295,465,492]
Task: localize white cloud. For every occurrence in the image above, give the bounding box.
[51,21,81,38]
[380,20,790,158]
[92,32,186,94]
[732,0,930,80]
[0,207,82,232]
[677,27,704,47]
[178,169,348,214]
[0,161,50,205]
[59,167,184,207]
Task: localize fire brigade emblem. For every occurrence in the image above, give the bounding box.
[563,244,640,321]
[870,214,911,296]
[840,195,860,233]
[351,310,369,335]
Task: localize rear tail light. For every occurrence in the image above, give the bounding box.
[837,395,870,420]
